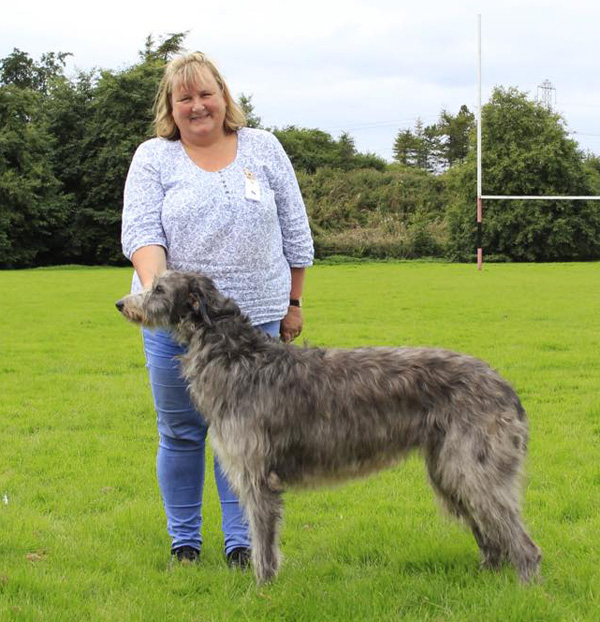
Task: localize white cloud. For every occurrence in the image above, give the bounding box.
[2,0,600,157]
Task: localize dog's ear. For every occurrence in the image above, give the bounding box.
[188,290,213,327]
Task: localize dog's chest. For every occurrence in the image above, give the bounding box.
[209,418,267,474]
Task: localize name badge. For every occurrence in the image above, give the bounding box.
[244,169,261,201]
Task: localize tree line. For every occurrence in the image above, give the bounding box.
[1,33,600,268]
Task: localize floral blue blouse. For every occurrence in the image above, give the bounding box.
[122,128,314,325]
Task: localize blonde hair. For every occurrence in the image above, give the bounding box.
[153,52,246,140]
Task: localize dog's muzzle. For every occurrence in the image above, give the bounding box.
[115,292,151,325]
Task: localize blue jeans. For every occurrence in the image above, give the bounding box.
[142,321,281,554]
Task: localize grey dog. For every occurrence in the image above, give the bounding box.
[116,270,541,584]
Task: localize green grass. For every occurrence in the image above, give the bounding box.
[0,262,599,622]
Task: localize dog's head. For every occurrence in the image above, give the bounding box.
[115,270,237,331]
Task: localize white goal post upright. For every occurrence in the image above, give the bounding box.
[475,14,600,270]
[477,14,483,271]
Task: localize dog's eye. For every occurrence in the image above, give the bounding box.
[154,285,164,294]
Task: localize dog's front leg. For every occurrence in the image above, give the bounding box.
[241,475,284,584]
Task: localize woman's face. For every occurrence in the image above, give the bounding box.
[171,68,227,145]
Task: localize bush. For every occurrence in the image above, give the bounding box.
[298,165,448,260]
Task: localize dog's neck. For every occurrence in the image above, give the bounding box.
[177,313,276,365]
[173,320,202,345]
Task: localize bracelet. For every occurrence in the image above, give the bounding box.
[289,298,301,308]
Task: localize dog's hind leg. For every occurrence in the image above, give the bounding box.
[471,524,503,571]
[240,476,284,584]
[464,433,541,583]
[466,490,541,582]
[427,464,504,571]
[425,431,541,582]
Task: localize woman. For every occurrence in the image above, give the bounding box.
[121,52,314,567]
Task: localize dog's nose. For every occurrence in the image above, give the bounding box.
[115,300,125,312]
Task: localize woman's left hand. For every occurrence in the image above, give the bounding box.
[280,306,303,342]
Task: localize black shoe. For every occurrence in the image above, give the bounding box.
[171,545,200,564]
[226,547,252,569]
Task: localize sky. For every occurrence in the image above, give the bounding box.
[3,0,600,161]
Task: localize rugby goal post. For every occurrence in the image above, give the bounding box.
[476,14,600,270]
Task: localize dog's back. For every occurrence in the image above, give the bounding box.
[248,345,528,488]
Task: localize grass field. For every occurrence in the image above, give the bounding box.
[0,262,598,622]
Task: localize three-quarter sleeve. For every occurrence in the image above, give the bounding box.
[265,134,314,268]
[121,141,168,260]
